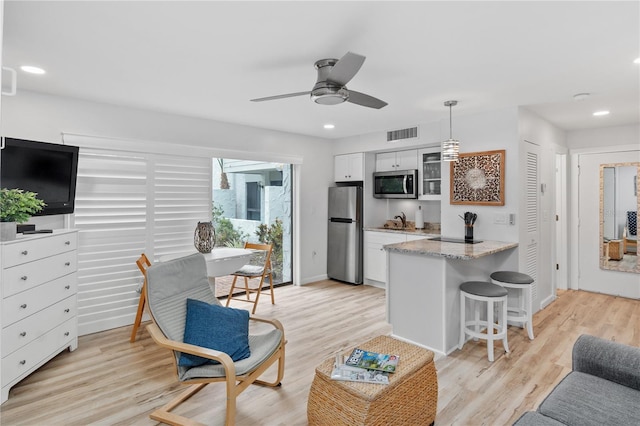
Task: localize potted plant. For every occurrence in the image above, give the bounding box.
[0,188,46,241]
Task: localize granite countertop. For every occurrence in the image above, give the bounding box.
[384,238,518,260]
[364,227,441,236]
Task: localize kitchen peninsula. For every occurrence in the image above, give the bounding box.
[384,238,518,357]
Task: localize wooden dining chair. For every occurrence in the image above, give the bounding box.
[226,242,274,314]
[130,253,152,342]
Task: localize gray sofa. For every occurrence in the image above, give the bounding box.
[514,335,640,426]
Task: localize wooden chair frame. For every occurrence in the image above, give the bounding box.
[130,253,151,342]
[226,242,275,314]
[145,309,285,426]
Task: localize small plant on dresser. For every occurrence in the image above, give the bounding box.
[0,188,46,241]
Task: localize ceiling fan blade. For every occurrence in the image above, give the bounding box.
[250,91,310,102]
[326,52,366,86]
[347,90,388,109]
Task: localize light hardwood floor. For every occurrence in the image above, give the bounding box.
[1,281,638,425]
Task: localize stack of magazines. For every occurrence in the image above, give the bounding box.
[330,348,400,385]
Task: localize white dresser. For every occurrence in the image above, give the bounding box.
[1,229,78,403]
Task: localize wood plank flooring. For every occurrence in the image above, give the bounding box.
[1,281,638,425]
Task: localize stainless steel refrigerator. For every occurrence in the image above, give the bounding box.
[327,186,363,284]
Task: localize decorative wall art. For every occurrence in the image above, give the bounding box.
[450,149,505,205]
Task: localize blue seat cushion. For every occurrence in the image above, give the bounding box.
[178,298,251,367]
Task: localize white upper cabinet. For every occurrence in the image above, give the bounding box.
[334,153,364,182]
[418,147,442,200]
[375,149,418,172]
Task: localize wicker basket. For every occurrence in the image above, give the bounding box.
[307,335,438,425]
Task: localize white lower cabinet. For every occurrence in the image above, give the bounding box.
[364,231,421,285]
[1,230,78,404]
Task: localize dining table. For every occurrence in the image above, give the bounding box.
[159,247,254,277]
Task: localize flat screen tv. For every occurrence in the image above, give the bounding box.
[1,137,79,216]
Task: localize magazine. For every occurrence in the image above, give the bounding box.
[344,348,400,373]
[330,364,390,385]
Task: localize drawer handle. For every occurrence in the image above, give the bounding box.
[21,250,28,255]
[21,276,28,281]
[19,360,26,365]
[20,332,26,337]
[65,262,71,266]
[65,285,71,290]
[64,308,70,313]
[20,304,27,309]
[64,332,70,337]
[65,241,71,245]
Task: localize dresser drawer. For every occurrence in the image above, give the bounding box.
[1,232,77,268]
[2,273,77,326]
[2,296,77,357]
[2,318,77,387]
[2,252,77,298]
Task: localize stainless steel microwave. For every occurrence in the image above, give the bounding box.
[373,169,418,199]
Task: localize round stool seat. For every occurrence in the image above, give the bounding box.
[460,281,508,298]
[490,271,533,285]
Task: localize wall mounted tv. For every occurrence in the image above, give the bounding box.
[1,137,80,216]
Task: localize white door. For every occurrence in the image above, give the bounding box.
[577,151,640,297]
[524,142,540,309]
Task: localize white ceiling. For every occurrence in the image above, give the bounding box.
[3,1,639,140]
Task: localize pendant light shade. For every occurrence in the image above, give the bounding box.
[442,100,459,162]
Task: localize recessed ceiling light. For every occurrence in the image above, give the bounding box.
[20,65,46,75]
[593,110,610,116]
[323,124,335,129]
[634,57,640,64]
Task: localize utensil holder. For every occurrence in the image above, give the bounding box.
[465,224,474,242]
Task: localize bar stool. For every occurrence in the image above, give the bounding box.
[490,271,535,340]
[458,281,509,362]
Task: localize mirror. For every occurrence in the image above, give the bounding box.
[600,162,639,273]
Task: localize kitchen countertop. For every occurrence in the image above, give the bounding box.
[364,227,441,236]
[384,238,518,260]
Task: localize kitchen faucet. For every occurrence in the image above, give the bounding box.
[394,212,407,229]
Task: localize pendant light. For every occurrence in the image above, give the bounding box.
[442,100,459,162]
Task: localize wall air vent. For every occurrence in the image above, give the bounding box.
[386,126,418,142]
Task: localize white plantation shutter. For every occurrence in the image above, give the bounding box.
[71,147,211,335]
[153,156,212,259]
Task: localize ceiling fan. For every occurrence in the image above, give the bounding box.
[250,52,388,109]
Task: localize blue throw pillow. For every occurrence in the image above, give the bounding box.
[178,298,251,367]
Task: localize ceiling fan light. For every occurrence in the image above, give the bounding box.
[311,87,349,105]
[442,138,459,162]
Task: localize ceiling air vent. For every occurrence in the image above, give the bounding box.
[387,126,418,142]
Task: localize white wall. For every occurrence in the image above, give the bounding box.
[1,90,334,285]
[335,107,522,242]
[568,124,640,297]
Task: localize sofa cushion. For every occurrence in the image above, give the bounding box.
[513,411,565,426]
[538,371,640,426]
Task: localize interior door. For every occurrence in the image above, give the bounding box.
[524,142,540,309]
